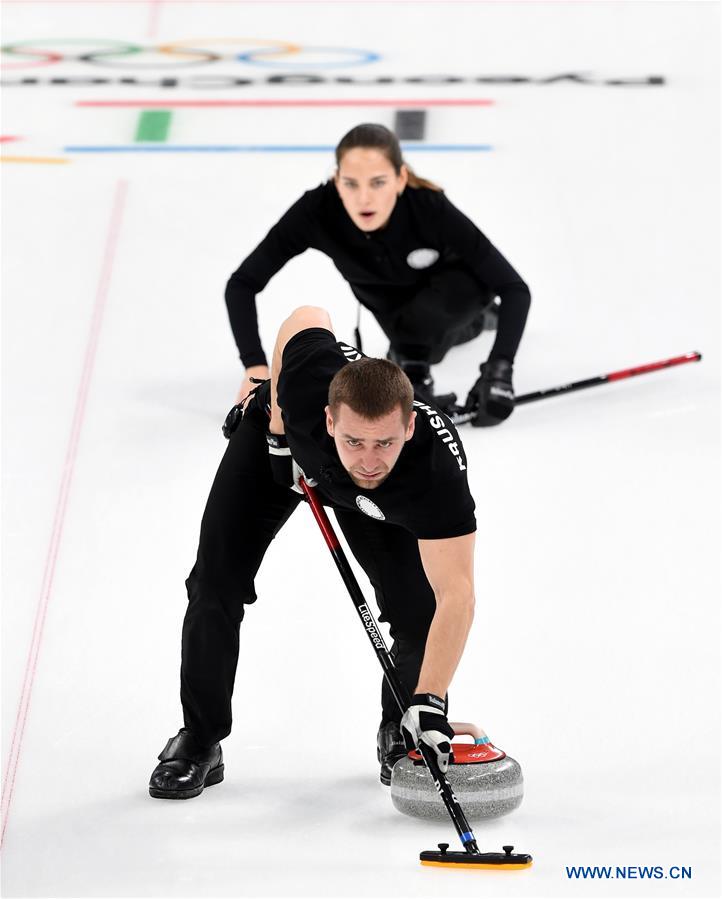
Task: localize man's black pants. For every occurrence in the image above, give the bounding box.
[356,265,495,365]
[180,394,437,747]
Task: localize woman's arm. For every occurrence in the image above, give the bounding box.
[440,196,531,362]
[225,192,318,397]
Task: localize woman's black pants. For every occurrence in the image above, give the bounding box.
[180,397,437,747]
[357,265,495,365]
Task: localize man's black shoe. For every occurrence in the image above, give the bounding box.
[149,728,224,799]
[377,722,407,786]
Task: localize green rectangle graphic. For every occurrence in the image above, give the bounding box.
[134,111,172,143]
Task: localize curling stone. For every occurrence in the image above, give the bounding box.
[390,722,523,821]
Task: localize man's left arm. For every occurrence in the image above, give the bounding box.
[416,532,476,697]
[398,532,475,770]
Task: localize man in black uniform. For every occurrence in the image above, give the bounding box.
[149,306,476,798]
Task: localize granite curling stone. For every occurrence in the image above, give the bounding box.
[390,722,523,821]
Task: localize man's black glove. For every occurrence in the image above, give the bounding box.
[265,432,317,493]
[222,377,268,439]
[222,404,244,439]
[400,693,455,773]
[465,358,515,427]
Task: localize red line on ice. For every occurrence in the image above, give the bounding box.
[77,98,494,108]
[147,0,163,38]
[0,180,129,848]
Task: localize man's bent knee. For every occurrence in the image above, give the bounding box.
[185,567,256,624]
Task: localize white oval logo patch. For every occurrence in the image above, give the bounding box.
[406,248,440,270]
[355,496,385,520]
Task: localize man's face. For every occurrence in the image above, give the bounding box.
[325,403,416,489]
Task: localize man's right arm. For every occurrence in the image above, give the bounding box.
[269,306,333,434]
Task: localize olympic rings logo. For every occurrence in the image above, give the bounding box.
[0,39,380,70]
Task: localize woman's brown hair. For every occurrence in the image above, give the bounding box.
[335,123,443,192]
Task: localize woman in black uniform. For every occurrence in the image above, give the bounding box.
[227,123,531,426]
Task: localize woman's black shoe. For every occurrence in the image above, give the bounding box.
[149,728,224,799]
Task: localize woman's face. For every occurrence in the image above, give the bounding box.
[334,148,408,232]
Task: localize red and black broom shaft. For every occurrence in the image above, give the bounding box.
[300,479,481,856]
[303,482,408,712]
[451,351,702,425]
[517,350,702,405]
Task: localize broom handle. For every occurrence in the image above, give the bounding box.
[300,479,481,856]
[450,350,702,425]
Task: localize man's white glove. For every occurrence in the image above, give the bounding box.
[400,692,455,773]
[265,432,317,494]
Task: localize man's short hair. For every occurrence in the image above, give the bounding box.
[328,358,414,424]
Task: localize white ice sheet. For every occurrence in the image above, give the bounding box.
[1,2,719,897]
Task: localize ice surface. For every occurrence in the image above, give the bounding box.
[1,2,719,897]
